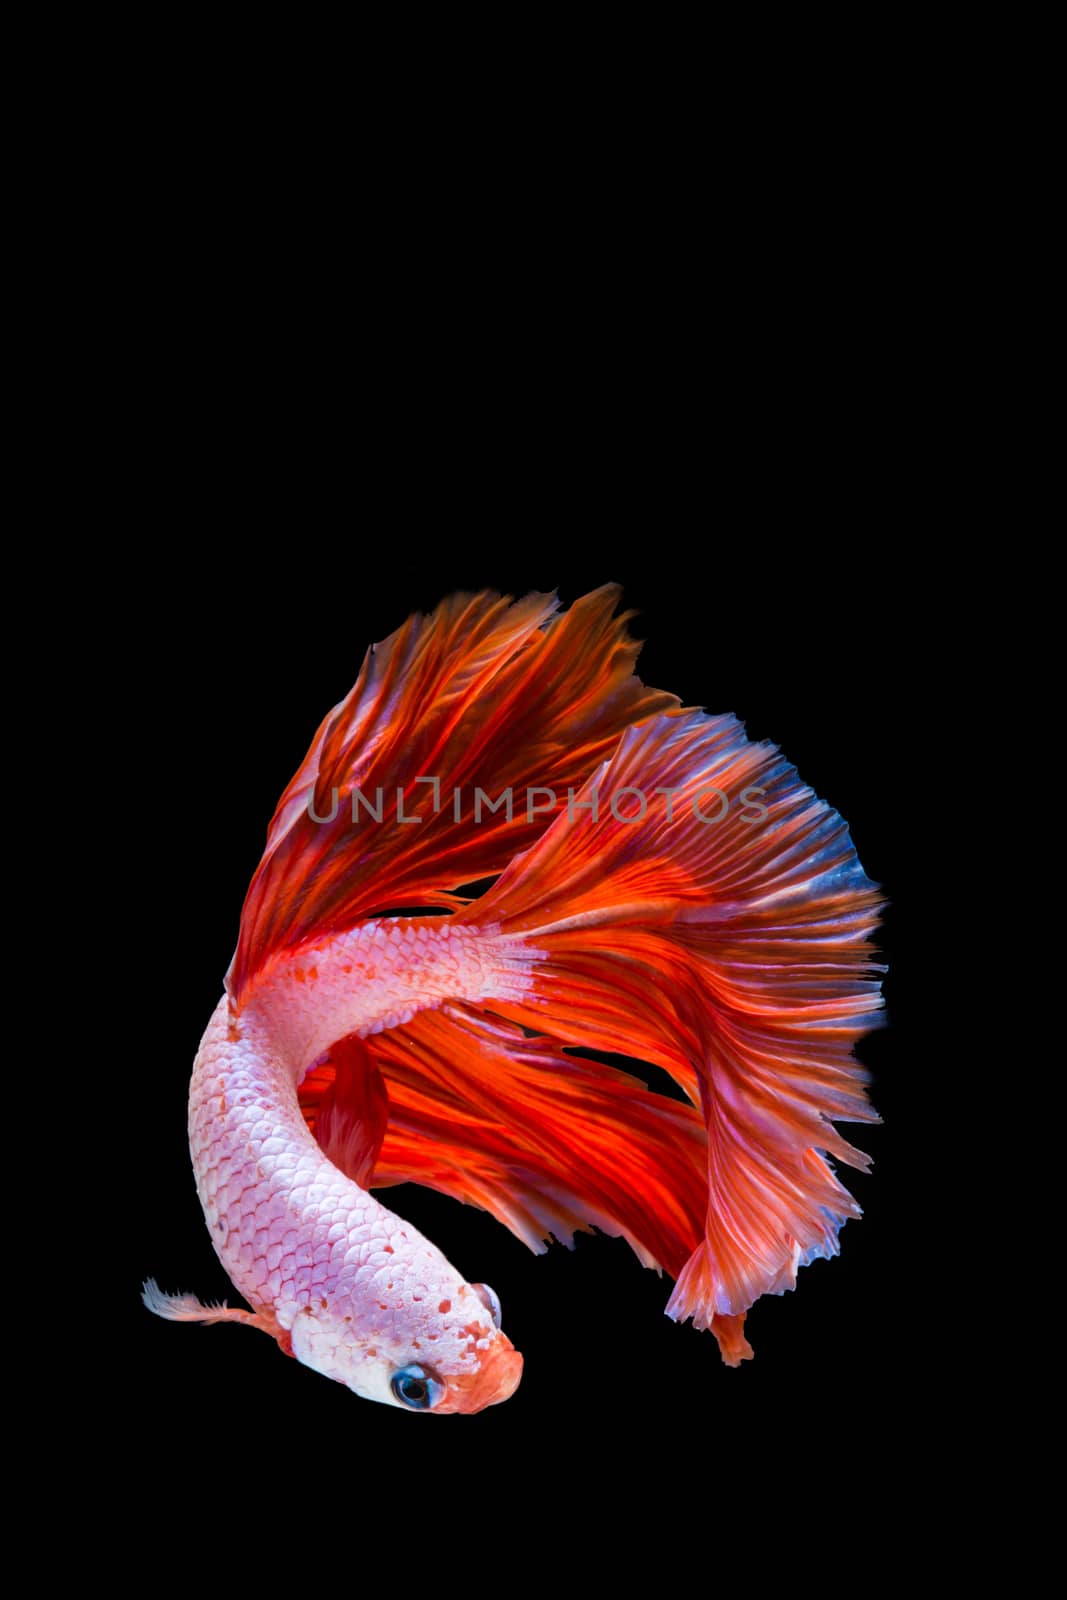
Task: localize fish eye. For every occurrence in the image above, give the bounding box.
[471,1282,502,1327]
[390,1364,443,1410]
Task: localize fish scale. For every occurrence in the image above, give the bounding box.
[183,917,534,1408]
[247,916,543,1080]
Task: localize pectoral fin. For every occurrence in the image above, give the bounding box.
[141,1280,294,1355]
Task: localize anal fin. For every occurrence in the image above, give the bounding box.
[299,1033,389,1188]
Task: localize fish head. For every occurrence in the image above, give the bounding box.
[288,1234,523,1414]
[424,1280,525,1415]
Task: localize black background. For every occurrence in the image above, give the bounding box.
[110,471,931,1515]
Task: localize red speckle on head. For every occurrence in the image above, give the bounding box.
[435,1335,524,1415]
[384,1246,394,1254]
[438,1299,452,1314]
[321,1298,328,1309]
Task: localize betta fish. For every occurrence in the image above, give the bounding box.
[144,586,884,1413]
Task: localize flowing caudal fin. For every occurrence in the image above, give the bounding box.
[228,587,679,1004]
[300,1004,708,1275]
[455,710,885,1361]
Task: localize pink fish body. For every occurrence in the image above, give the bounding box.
[146,587,883,1412]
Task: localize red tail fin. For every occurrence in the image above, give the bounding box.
[459,710,884,1359]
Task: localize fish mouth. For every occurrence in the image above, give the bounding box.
[435,1334,524,1414]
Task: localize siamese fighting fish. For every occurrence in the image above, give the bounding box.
[144,585,884,1414]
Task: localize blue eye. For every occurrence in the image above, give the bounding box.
[391,1364,442,1410]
